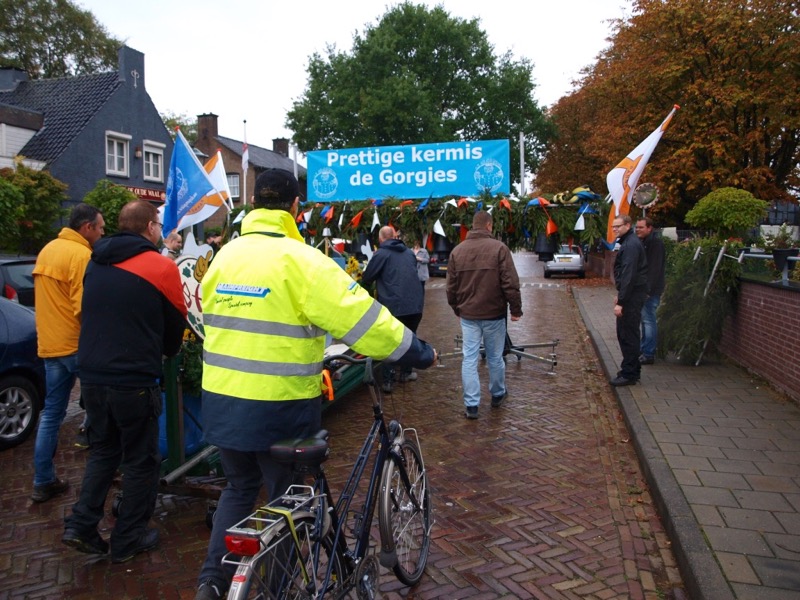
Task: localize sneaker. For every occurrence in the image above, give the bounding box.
[491,391,508,408]
[111,528,160,564]
[639,355,655,365]
[464,406,479,419]
[381,381,393,394]
[610,376,637,386]
[74,427,89,449]
[399,371,418,382]
[31,477,69,503]
[194,580,224,600]
[62,528,109,555]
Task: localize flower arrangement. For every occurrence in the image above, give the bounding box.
[760,223,798,251]
[345,255,364,282]
[180,329,203,397]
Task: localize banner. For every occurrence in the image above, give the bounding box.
[307,139,510,201]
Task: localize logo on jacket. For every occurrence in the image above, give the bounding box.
[216,283,271,298]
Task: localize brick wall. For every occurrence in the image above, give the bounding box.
[719,280,800,403]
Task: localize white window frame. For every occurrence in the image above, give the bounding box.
[227,173,240,201]
[143,139,165,183]
[105,131,131,177]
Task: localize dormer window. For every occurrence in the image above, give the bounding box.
[106,131,131,177]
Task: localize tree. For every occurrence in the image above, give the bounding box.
[684,187,769,239]
[286,2,553,182]
[536,0,800,225]
[162,111,198,145]
[0,161,67,253]
[0,0,120,78]
[83,179,138,236]
[0,178,23,249]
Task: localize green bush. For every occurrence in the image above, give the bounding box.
[684,187,768,240]
[0,163,67,253]
[83,179,138,235]
[0,178,24,248]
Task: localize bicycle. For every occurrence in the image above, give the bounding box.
[221,354,433,599]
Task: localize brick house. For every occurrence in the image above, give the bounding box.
[194,113,307,229]
[0,46,173,211]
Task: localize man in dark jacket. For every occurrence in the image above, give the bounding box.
[446,211,522,418]
[611,215,648,386]
[635,218,666,365]
[63,200,187,563]
[361,226,424,391]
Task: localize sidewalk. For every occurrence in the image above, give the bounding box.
[574,284,800,600]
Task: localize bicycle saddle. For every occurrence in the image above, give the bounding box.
[271,430,330,466]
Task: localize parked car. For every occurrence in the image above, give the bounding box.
[0,256,37,307]
[0,297,45,450]
[543,244,586,278]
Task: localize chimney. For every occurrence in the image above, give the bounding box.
[197,113,219,145]
[118,46,145,88]
[273,138,289,157]
[0,67,29,92]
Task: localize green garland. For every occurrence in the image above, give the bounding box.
[298,190,606,250]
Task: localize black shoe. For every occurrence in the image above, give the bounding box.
[381,381,393,394]
[62,528,109,555]
[31,477,69,503]
[464,406,479,419]
[194,580,224,600]
[111,528,159,564]
[639,355,655,365]
[491,392,508,408]
[610,376,637,386]
[74,427,89,449]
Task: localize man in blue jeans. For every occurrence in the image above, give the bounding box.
[446,211,522,419]
[31,204,105,503]
[635,218,665,365]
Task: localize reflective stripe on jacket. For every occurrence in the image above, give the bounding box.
[201,209,412,402]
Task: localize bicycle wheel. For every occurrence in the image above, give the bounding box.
[227,516,345,599]
[378,439,431,586]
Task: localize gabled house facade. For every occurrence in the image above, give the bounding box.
[0,46,173,209]
[194,113,307,218]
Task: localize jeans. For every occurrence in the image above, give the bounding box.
[197,448,306,590]
[461,317,506,407]
[640,295,660,358]
[33,354,79,486]
[65,384,162,556]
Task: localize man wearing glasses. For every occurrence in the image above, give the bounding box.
[63,200,187,563]
[610,215,648,386]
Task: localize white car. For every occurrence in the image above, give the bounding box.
[543,244,586,278]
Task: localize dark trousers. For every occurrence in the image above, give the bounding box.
[616,293,646,380]
[384,312,422,381]
[65,384,162,556]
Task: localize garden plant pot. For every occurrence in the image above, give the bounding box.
[772,248,799,272]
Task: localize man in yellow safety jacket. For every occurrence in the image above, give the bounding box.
[193,168,437,600]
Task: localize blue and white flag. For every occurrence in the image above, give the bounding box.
[163,130,217,236]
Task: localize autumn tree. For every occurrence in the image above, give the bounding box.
[287,2,553,182]
[0,0,120,78]
[536,0,800,225]
[161,111,198,145]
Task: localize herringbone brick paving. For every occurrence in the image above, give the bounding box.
[0,252,685,599]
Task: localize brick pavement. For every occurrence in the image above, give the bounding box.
[0,251,686,599]
[574,284,800,600]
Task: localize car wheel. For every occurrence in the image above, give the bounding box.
[543,271,551,279]
[578,271,586,279]
[0,375,41,450]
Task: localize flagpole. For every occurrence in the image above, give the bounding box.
[242,119,248,208]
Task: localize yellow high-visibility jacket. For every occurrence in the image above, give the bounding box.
[200,209,431,450]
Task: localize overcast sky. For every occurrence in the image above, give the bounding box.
[78,0,631,150]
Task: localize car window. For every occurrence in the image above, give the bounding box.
[2,263,35,288]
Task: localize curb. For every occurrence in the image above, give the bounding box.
[573,289,732,600]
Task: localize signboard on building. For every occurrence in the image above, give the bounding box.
[307,139,510,202]
[124,186,166,202]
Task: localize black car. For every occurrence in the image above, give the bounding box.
[0,297,45,450]
[0,256,37,307]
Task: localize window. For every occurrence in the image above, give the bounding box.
[143,140,165,182]
[105,131,131,177]
[227,173,240,201]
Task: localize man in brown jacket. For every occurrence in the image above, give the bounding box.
[446,211,522,419]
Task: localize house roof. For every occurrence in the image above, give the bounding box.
[0,72,120,163]
[216,135,307,177]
